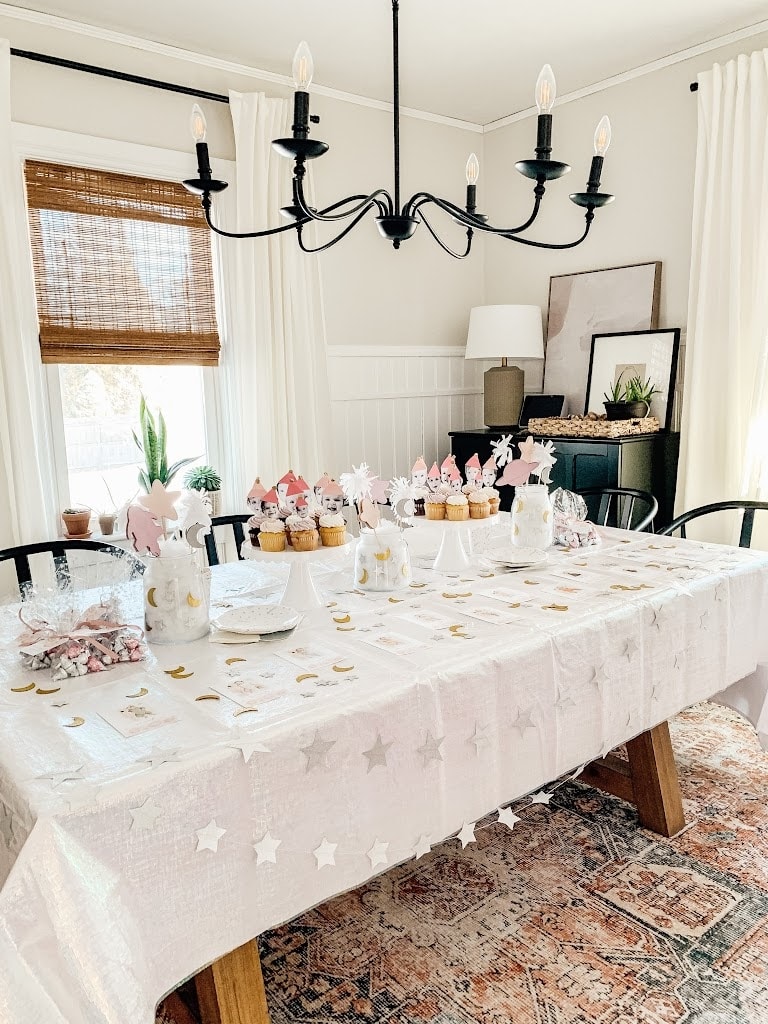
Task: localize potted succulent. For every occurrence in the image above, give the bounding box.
[97,477,119,536]
[61,507,92,538]
[603,373,660,420]
[133,396,197,492]
[184,465,222,517]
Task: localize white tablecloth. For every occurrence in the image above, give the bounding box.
[1,525,767,1024]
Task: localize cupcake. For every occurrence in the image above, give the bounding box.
[247,512,263,546]
[286,515,319,551]
[468,491,490,519]
[319,512,346,546]
[425,494,446,520]
[461,483,478,496]
[258,519,286,552]
[445,494,469,521]
[485,487,501,515]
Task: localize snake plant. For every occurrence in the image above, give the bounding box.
[132,395,196,492]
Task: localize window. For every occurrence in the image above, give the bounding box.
[23,158,222,517]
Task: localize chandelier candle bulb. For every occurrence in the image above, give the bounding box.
[587,118,612,191]
[189,103,212,180]
[465,153,479,213]
[291,41,314,139]
[534,64,556,158]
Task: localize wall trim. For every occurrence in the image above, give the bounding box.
[327,344,468,359]
[484,19,768,131]
[0,4,483,133]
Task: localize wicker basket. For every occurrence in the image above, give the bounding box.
[528,415,660,439]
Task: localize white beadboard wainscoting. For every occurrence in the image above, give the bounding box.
[326,346,543,479]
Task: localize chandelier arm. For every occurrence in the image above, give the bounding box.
[407,192,544,236]
[201,196,300,239]
[294,172,393,223]
[417,211,473,259]
[296,203,380,253]
[497,210,596,248]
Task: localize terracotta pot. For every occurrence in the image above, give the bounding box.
[62,511,91,537]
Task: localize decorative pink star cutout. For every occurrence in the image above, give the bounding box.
[518,435,539,464]
[138,480,181,521]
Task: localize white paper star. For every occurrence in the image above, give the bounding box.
[467,722,491,754]
[301,731,336,772]
[651,680,663,702]
[417,731,444,766]
[228,732,270,764]
[413,834,432,859]
[589,666,609,693]
[313,837,337,869]
[673,651,685,671]
[511,707,536,736]
[367,838,389,868]
[129,797,163,831]
[457,821,477,848]
[139,747,181,769]
[35,765,85,788]
[624,637,639,660]
[529,790,553,805]
[555,690,576,712]
[362,734,393,772]
[497,806,522,831]
[698,610,710,628]
[715,585,727,603]
[253,831,281,865]
[196,819,226,853]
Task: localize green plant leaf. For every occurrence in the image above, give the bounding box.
[166,456,199,485]
[138,468,151,492]
[158,410,168,482]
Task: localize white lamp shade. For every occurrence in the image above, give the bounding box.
[465,304,544,360]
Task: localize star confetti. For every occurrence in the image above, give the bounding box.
[367,838,389,868]
[313,837,337,869]
[529,790,553,806]
[228,732,270,764]
[253,831,281,866]
[413,834,432,859]
[497,806,522,831]
[623,637,640,660]
[467,722,490,754]
[416,731,444,766]
[195,819,226,853]
[457,821,477,848]
[129,797,163,832]
[301,731,336,772]
[362,734,393,772]
[511,707,536,736]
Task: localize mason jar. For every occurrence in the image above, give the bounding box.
[143,552,210,644]
[511,483,554,549]
[354,527,411,592]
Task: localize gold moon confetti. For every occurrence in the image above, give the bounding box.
[442,591,472,599]
[448,624,465,633]
[187,593,202,608]
[164,666,185,675]
[358,569,369,585]
[337,626,356,631]
[388,597,403,604]
[147,587,158,608]
[333,614,351,623]
[374,548,391,561]
[326,601,338,608]
[125,687,149,698]
[451,632,470,638]
[508,602,522,608]
[63,716,85,728]
[401,564,409,577]
[296,673,318,683]
[10,682,35,693]
[332,664,355,673]
[225,657,246,665]
[409,583,427,589]
[478,571,495,578]
[195,694,220,701]
[523,580,540,586]
[543,604,569,612]
[171,671,194,679]
[36,687,61,695]
[233,707,259,716]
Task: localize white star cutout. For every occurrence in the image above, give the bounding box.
[362,734,393,772]
[416,731,444,766]
[139,747,181,769]
[715,585,727,603]
[673,651,685,671]
[467,722,490,754]
[555,689,576,712]
[457,821,477,848]
[228,732,270,764]
[196,819,226,853]
[529,790,553,805]
[511,707,536,735]
[301,731,336,772]
[589,666,609,693]
[313,837,337,869]
[35,765,85,788]
[367,838,389,868]
[497,806,522,831]
[623,637,639,660]
[253,831,281,865]
[0,804,13,849]
[413,834,432,859]
[128,797,163,831]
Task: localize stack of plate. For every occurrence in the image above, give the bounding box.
[211,605,302,644]
[483,546,549,570]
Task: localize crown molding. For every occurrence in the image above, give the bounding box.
[0,3,483,132]
[483,18,768,131]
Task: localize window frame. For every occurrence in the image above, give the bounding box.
[11,124,231,520]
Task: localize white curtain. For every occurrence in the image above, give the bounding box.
[679,49,768,543]
[215,91,333,511]
[0,40,55,550]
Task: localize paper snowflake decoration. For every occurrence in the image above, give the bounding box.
[490,433,516,468]
[530,440,557,484]
[339,463,374,506]
[388,476,416,526]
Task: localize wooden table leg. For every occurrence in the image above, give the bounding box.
[195,939,271,1024]
[581,720,685,837]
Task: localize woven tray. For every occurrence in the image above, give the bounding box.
[528,415,660,439]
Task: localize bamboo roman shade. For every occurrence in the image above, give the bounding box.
[24,161,220,366]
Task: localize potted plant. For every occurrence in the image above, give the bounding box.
[603,373,660,420]
[184,465,222,517]
[132,396,197,492]
[61,507,92,537]
[97,477,119,536]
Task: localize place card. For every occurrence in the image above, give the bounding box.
[396,608,456,630]
[97,695,180,738]
[277,641,344,670]
[358,631,425,656]
[460,604,517,625]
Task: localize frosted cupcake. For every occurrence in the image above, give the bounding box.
[484,487,501,515]
[286,515,319,552]
[258,519,286,552]
[319,511,346,546]
[468,491,490,519]
[445,494,469,521]
[425,494,446,520]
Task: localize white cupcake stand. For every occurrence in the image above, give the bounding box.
[241,537,353,610]
[409,515,499,573]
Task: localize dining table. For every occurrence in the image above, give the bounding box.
[1,518,767,1024]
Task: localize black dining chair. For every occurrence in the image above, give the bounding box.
[576,487,658,532]
[204,515,252,567]
[0,540,145,599]
[658,500,768,548]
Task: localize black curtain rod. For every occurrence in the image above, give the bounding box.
[9,47,230,104]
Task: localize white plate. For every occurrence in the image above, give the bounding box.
[485,546,549,568]
[214,605,302,635]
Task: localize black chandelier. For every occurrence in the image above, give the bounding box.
[183,0,614,257]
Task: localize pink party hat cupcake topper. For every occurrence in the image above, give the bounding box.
[482,455,497,487]
[427,461,441,492]
[262,488,281,518]
[440,454,457,484]
[246,477,267,511]
[411,455,428,488]
[465,452,482,485]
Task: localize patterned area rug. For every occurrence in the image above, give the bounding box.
[159,703,768,1023]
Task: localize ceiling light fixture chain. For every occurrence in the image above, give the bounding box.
[183,1,614,256]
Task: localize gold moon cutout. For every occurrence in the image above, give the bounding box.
[125,687,149,698]
[401,564,409,577]
[195,694,220,701]
[543,510,551,522]
[187,593,202,608]
[36,687,61,695]
[147,587,158,608]
[296,673,319,683]
[388,597,403,604]
[233,707,259,717]
[63,716,85,728]
[514,524,520,536]
[543,604,569,612]
[373,548,391,562]
[514,499,524,513]
[332,664,355,673]
[171,671,194,679]
[225,657,246,665]
[358,569,369,585]
[11,683,35,693]
[164,666,185,675]
[333,614,351,624]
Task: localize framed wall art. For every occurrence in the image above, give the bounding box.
[585,328,680,430]
[543,262,661,415]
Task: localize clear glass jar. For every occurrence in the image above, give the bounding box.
[511,483,554,549]
[144,552,210,644]
[354,527,411,592]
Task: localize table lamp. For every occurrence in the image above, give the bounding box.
[465,304,544,427]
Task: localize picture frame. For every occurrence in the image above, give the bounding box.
[543,262,661,415]
[585,329,681,431]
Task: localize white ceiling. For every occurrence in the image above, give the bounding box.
[6,0,768,123]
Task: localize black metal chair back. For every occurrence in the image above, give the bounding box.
[205,515,251,567]
[576,487,658,532]
[0,540,145,599]
[658,500,768,548]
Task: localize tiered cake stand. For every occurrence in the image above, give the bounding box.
[241,537,353,610]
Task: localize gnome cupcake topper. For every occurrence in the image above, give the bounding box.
[246,478,267,512]
[465,453,482,487]
[440,454,458,485]
[411,456,428,489]
[427,461,441,493]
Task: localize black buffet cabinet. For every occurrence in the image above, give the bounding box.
[449,429,680,528]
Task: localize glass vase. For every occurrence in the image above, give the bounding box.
[511,483,554,549]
